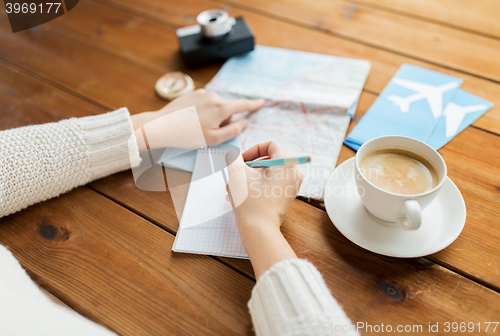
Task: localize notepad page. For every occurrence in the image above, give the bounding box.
[172,148,248,258]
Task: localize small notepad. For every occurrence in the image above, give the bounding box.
[172,148,248,258]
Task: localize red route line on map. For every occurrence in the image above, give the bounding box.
[300,102,315,154]
[243,125,311,153]
[239,100,343,154]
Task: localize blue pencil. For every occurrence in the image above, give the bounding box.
[245,156,311,168]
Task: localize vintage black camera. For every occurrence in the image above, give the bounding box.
[176,9,255,68]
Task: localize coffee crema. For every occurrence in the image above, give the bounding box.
[359,148,439,195]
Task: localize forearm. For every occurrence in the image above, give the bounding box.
[130,110,156,130]
[238,221,297,280]
[0,108,141,218]
[129,107,207,150]
[248,259,360,336]
[240,221,358,335]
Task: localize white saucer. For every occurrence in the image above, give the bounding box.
[324,158,466,258]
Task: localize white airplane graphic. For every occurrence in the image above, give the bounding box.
[443,103,487,138]
[387,78,460,118]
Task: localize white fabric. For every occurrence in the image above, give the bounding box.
[0,244,116,336]
[0,108,140,334]
[0,108,141,218]
[249,259,360,336]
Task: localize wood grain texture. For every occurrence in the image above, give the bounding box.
[2,0,500,333]
[0,62,257,334]
[2,61,500,334]
[4,51,497,290]
[0,62,256,333]
[353,0,500,39]
[2,0,499,287]
[216,0,500,82]
[83,0,500,135]
[283,200,500,333]
[0,12,165,114]
[0,61,104,128]
[1,1,500,135]
[89,89,500,290]
[337,92,500,291]
[46,1,220,86]
[49,0,500,290]
[0,188,255,336]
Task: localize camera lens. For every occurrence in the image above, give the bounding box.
[197,9,236,38]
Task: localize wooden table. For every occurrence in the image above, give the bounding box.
[1,0,500,334]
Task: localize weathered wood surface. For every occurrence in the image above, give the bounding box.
[1,3,499,292]
[1,0,500,334]
[216,0,500,82]
[89,0,500,135]
[0,188,255,336]
[353,0,500,39]
[1,1,500,135]
[0,63,255,335]
[90,89,500,290]
[0,66,500,335]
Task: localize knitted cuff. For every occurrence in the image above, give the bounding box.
[248,259,359,336]
[77,108,141,180]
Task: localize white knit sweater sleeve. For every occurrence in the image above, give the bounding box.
[248,259,360,336]
[0,108,141,218]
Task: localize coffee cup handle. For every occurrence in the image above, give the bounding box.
[395,200,422,230]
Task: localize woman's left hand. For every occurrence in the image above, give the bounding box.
[131,89,265,148]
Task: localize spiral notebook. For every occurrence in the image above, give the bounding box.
[172,148,248,258]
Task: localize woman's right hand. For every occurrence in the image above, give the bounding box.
[225,141,303,230]
[225,141,303,278]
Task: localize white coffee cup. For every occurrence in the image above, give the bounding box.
[355,136,447,230]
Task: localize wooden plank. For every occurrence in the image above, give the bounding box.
[0,13,167,114]
[335,92,500,291]
[1,2,500,136]
[90,88,500,290]
[90,122,500,328]
[285,200,500,333]
[215,0,500,83]
[47,1,220,85]
[41,0,500,288]
[2,0,499,287]
[2,1,500,135]
[2,61,500,332]
[0,63,255,335]
[353,0,500,40]
[0,56,255,278]
[0,62,104,128]
[4,0,497,288]
[0,188,254,336]
[73,0,500,135]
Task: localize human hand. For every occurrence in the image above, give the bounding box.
[161,89,264,145]
[225,141,303,232]
[225,141,303,278]
[131,89,264,148]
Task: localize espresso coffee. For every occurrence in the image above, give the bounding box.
[359,148,439,195]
